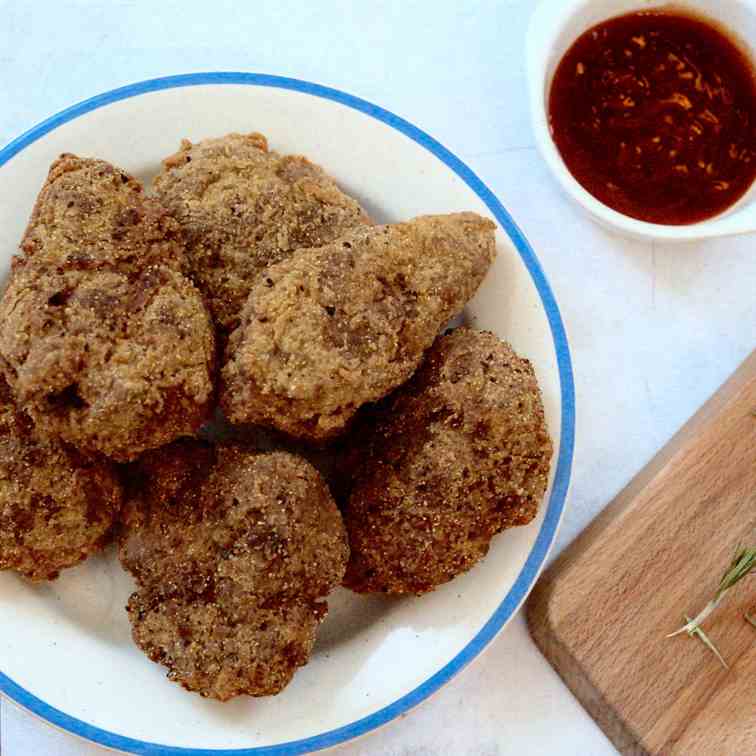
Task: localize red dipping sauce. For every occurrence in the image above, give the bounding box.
[549,11,756,225]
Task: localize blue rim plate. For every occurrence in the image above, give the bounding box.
[0,72,575,756]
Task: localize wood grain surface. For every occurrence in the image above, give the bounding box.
[527,350,756,755]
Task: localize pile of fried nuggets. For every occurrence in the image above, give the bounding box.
[0,133,553,701]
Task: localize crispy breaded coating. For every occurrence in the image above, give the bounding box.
[0,377,122,581]
[0,156,216,462]
[342,328,553,595]
[127,593,323,701]
[220,212,496,442]
[153,133,371,335]
[20,153,185,274]
[0,261,215,462]
[119,442,348,700]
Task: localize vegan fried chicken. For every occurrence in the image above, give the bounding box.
[221,212,496,442]
[342,328,552,595]
[0,155,215,461]
[119,441,349,700]
[153,132,371,335]
[0,376,122,581]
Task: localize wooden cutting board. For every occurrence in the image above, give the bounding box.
[527,350,756,756]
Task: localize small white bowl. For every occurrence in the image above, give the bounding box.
[527,0,756,241]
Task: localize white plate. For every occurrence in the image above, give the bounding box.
[0,73,574,755]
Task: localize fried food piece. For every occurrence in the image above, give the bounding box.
[221,213,496,442]
[20,153,185,274]
[0,377,122,581]
[153,132,371,335]
[120,443,347,597]
[119,442,348,700]
[127,594,324,701]
[0,154,215,460]
[0,260,215,462]
[342,328,553,595]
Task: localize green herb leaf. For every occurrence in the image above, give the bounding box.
[667,545,755,653]
[714,547,756,601]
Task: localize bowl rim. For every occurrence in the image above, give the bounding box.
[0,71,576,756]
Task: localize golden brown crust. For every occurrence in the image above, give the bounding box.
[341,328,553,595]
[153,133,371,335]
[0,155,216,462]
[127,593,322,701]
[0,377,122,581]
[119,442,348,700]
[20,153,186,275]
[0,261,215,462]
[220,212,496,442]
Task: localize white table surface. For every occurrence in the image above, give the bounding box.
[1,1,754,754]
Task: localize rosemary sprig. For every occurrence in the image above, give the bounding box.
[746,612,756,630]
[667,546,756,666]
[668,547,756,637]
[683,615,729,669]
